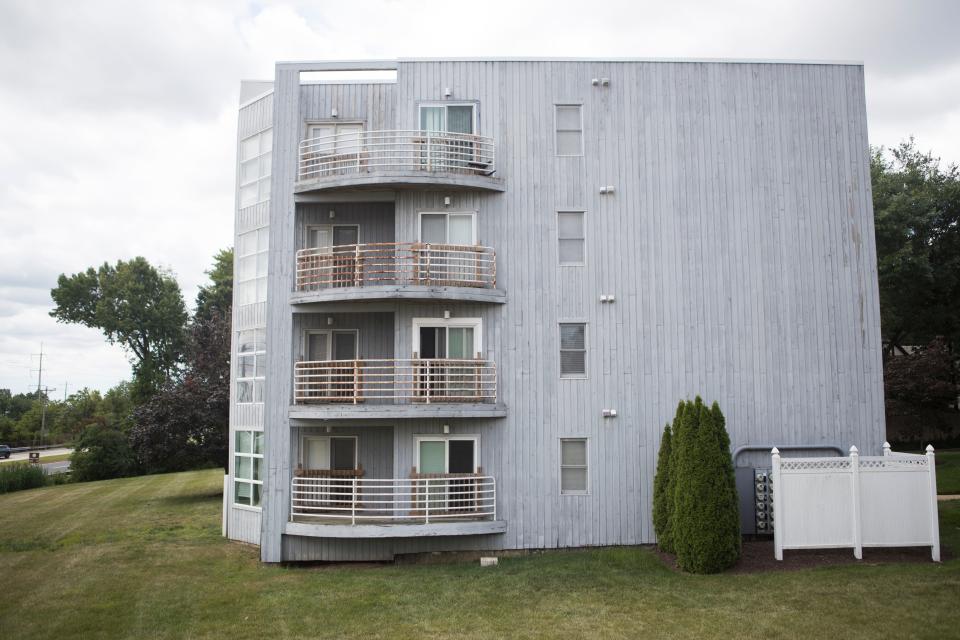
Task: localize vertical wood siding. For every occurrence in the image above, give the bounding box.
[262,61,884,561]
[225,90,274,545]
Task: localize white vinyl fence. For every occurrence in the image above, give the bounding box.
[772,443,941,561]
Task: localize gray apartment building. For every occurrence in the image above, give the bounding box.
[222,58,885,563]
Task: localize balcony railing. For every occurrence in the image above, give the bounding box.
[290,472,496,524]
[298,129,496,180]
[295,243,497,291]
[293,358,497,404]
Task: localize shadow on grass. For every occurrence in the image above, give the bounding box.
[154,491,223,506]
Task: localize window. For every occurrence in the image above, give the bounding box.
[236,329,266,403]
[236,227,269,305]
[234,430,264,507]
[416,437,479,473]
[305,122,363,155]
[239,129,272,208]
[302,436,358,471]
[559,323,586,377]
[560,439,588,494]
[419,104,475,134]
[419,212,476,245]
[558,211,585,265]
[555,105,583,156]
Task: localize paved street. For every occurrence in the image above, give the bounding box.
[42,460,72,475]
[4,447,73,463]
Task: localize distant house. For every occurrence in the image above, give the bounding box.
[222,58,885,562]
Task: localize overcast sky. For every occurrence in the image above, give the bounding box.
[0,0,958,397]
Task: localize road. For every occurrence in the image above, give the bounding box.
[5,447,73,462]
[42,460,72,475]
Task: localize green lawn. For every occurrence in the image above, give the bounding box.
[1,470,959,640]
[936,450,960,495]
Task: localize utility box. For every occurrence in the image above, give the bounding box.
[736,467,774,536]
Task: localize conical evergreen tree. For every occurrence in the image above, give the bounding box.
[660,401,687,553]
[674,400,741,573]
[652,422,673,551]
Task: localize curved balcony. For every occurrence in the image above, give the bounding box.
[295,130,504,192]
[287,472,504,538]
[292,243,505,304]
[290,358,505,420]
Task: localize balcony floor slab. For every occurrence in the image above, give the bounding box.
[291,285,506,305]
[289,403,507,421]
[295,171,505,193]
[285,519,506,539]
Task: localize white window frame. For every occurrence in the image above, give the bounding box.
[238,128,272,208]
[417,211,478,245]
[236,329,266,404]
[559,321,588,379]
[235,226,268,306]
[412,317,483,357]
[303,120,365,155]
[559,437,589,495]
[554,104,584,157]
[414,435,480,473]
[233,429,264,510]
[300,435,359,470]
[418,102,478,134]
[557,210,586,267]
[301,328,360,361]
[304,223,361,251]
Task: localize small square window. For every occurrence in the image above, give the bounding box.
[561,438,588,494]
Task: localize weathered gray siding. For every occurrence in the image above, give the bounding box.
[258,60,884,561]
[224,88,274,543]
[296,202,395,249]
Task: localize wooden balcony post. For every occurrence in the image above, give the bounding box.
[353,360,360,404]
[354,244,362,286]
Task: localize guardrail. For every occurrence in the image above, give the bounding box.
[298,129,496,180]
[296,242,496,291]
[293,358,497,404]
[291,474,496,524]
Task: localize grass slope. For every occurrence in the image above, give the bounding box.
[936,450,960,494]
[0,470,958,640]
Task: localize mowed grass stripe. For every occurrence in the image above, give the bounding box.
[1,471,959,640]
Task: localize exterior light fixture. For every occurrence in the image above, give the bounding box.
[331,107,338,117]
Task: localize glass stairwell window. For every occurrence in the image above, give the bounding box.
[234,430,264,507]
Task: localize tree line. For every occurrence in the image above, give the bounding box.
[1,249,233,482]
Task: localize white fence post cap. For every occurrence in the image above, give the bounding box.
[882,441,891,450]
[926,444,935,453]
[771,447,780,455]
[849,445,858,454]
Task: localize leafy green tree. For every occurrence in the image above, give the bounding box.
[672,400,740,574]
[872,140,960,355]
[130,249,232,473]
[70,425,139,482]
[50,257,188,401]
[195,248,233,324]
[55,389,104,441]
[885,337,957,442]
[14,400,62,446]
[101,382,135,432]
[652,422,673,552]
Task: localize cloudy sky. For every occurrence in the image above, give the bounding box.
[0,0,958,396]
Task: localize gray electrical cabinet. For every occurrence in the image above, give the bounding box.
[736,467,774,536]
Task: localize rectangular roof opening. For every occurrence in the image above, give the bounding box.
[300,69,397,84]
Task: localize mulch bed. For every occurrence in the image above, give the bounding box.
[656,539,948,574]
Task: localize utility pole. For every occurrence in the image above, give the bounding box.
[63,382,68,402]
[33,342,44,395]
